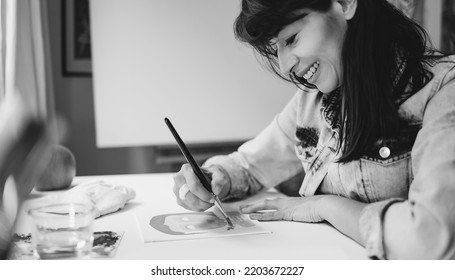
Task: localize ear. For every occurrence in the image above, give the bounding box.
[337,0,357,20]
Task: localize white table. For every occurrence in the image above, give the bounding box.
[14,173,367,259]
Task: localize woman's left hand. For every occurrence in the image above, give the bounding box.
[240,196,326,223]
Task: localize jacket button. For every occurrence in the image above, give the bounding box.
[379,147,390,159]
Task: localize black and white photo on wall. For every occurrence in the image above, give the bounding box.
[62,0,92,76]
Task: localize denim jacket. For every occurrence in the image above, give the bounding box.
[204,55,455,259]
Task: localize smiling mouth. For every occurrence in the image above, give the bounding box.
[292,61,320,88]
[302,61,320,80]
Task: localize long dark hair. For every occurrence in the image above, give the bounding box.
[234,0,436,162]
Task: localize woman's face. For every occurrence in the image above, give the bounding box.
[273,2,353,93]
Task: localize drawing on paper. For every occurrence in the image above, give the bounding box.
[135,209,271,242]
[150,212,254,235]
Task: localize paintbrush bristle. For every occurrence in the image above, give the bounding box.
[226,217,235,230]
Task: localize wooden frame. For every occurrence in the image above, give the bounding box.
[62,0,92,76]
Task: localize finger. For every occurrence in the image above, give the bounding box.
[174,181,213,211]
[178,183,190,200]
[172,170,186,199]
[182,164,213,203]
[240,198,279,213]
[249,210,284,221]
[180,190,213,212]
[173,165,214,211]
[176,196,193,211]
[210,169,230,198]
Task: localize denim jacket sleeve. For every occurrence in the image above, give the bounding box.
[359,61,455,259]
[203,91,303,200]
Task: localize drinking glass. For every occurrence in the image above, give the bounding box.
[28,202,96,259]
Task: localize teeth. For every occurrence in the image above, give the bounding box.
[302,61,320,80]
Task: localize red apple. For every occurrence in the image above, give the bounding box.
[35,145,76,191]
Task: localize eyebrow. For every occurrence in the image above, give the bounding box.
[275,10,310,41]
[274,24,295,45]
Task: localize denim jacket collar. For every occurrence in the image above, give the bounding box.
[320,54,409,132]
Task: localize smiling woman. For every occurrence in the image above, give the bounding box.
[269,5,351,94]
[172,0,455,259]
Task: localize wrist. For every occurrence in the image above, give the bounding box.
[316,194,339,222]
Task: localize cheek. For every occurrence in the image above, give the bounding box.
[318,62,341,93]
[316,15,346,59]
[317,28,345,91]
[300,32,327,55]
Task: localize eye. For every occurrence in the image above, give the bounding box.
[285,34,297,46]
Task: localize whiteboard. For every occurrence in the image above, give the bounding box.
[90,0,295,147]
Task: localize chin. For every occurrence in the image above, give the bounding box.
[315,84,329,94]
[314,69,339,93]
[316,81,338,94]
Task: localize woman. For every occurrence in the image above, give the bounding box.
[173,0,455,259]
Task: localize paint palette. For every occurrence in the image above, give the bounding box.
[9,231,124,259]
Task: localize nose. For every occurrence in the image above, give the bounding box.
[278,47,298,76]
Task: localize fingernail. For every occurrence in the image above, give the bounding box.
[209,198,215,203]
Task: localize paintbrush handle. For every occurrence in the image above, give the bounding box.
[164,118,213,193]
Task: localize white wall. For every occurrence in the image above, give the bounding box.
[47,0,159,176]
[90,0,295,148]
[423,0,442,48]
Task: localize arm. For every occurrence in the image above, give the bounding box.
[319,195,366,245]
[241,64,455,259]
[241,194,367,246]
[359,67,455,259]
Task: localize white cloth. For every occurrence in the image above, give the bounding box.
[63,180,136,218]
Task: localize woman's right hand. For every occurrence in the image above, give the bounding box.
[173,164,230,212]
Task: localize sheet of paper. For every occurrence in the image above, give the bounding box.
[135,209,272,242]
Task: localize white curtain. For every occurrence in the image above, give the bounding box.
[0,1,6,104]
[0,0,54,118]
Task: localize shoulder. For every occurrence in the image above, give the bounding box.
[428,55,455,87]
[398,55,455,124]
[421,56,455,123]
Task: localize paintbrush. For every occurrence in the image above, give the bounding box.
[164,117,234,230]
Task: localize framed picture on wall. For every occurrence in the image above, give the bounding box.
[62,0,92,76]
